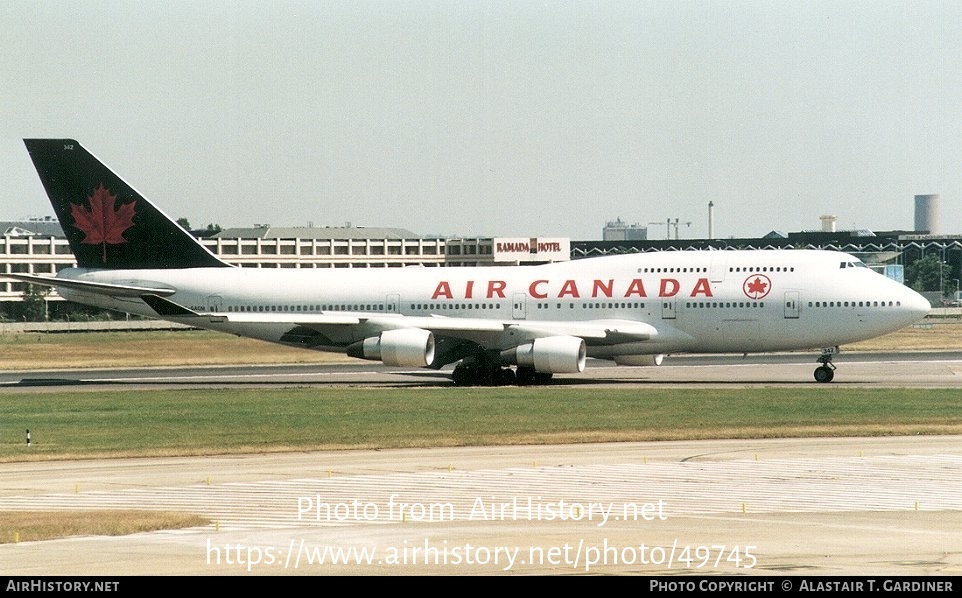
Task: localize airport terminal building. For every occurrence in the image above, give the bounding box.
[0,219,571,316]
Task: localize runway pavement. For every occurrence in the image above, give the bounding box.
[0,355,961,576]
[3,350,962,389]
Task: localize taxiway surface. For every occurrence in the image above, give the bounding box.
[3,351,962,389]
[0,436,961,576]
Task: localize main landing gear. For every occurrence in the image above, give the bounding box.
[814,347,838,383]
[452,363,553,386]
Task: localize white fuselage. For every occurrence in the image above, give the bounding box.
[57,249,930,359]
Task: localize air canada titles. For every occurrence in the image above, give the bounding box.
[431,277,715,300]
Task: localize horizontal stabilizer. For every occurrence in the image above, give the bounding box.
[3,273,176,298]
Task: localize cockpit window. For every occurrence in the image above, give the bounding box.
[839,261,868,269]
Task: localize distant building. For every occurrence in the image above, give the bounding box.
[603,218,647,241]
[209,225,443,268]
[444,237,570,266]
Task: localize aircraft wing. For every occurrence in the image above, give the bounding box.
[499,319,657,342]
[138,295,657,345]
[317,314,658,343]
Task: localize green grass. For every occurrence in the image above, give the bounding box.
[3,387,961,461]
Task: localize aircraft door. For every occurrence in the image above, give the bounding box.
[710,253,727,283]
[386,294,400,314]
[512,293,527,319]
[661,299,676,319]
[206,294,223,312]
[784,291,800,319]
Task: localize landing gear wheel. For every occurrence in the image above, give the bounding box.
[453,363,521,386]
[497,368,517,386]
[534,372,553,384]
[814,365,835,383]
[813,348,838,383]
[452,363,472,386]
[515,367,552,385]
[516,366,536,386]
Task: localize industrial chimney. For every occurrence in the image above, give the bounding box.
[914,194,939,234]
[708,201,714,239]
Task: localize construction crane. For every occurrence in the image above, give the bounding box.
[648,218,692,240]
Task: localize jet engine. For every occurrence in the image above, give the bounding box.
[501,335,586,373]
[612,354,665,367]
[347,328,435,367]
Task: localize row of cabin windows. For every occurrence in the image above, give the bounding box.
[809,301,902,308]
[730,266,794,273]
[685,301,765,309]
[223,300,788,313]
[637,266,796,274]
[533,302,648,310]
[410,301,655,311]
[638,267,708,273]
[214,298,905,313]
[580,302,645,309]
[409,303,503,311]
[227,304,388,312]
[681,300,903,309]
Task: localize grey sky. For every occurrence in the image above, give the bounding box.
[2,1,960,240]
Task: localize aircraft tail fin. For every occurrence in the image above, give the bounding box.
[23,139,230,269]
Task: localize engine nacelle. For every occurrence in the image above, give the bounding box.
[502,335,586,373]
[347,328,435,367]
[612,354,665,367]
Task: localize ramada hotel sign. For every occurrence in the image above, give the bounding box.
[492,238,570,263]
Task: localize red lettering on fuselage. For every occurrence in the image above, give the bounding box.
[691,278,712,297]
[432,281,453,300]
[625,278,647,297]
[592,279,613,298]
[487,280,506,299]
[659,278,679,297]
[529,279,549,299]
[559,280,580,298]
[429,277,714,300]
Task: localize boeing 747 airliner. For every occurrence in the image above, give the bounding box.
[9,139,930,385]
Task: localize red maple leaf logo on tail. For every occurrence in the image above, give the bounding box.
[70,184,136,264]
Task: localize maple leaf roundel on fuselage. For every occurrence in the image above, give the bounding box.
[742,274,772,300]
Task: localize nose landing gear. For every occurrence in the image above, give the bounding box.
[814,347,838,383]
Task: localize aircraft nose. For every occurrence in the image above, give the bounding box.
[901,287,932,322]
